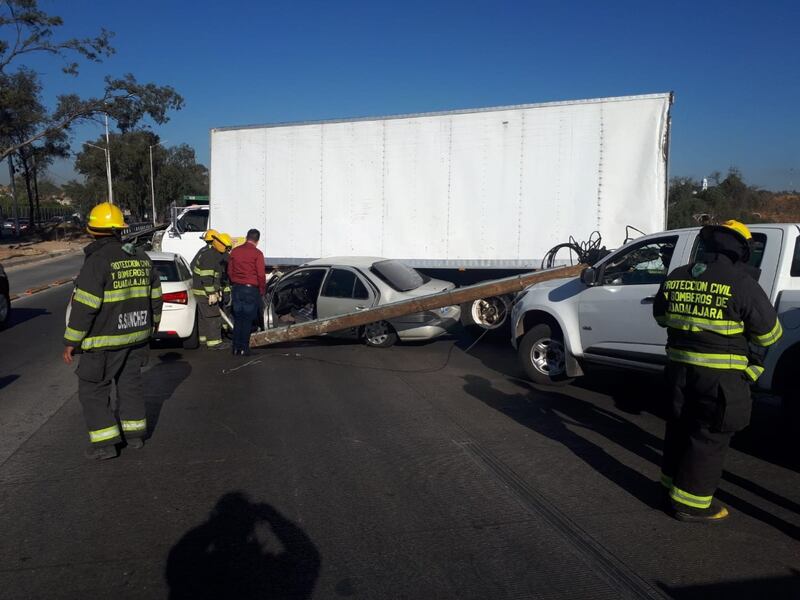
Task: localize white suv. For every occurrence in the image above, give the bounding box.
[511,224,800,415]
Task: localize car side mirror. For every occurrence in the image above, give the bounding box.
[580,267,600,287]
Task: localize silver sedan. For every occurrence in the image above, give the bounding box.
[264,257,461,347]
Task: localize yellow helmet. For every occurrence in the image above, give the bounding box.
[87,202,127,236]
[202,229,220,243]
[211,232,233,253]
[720,220,752,241]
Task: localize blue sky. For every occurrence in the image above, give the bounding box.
[5,0,799,190]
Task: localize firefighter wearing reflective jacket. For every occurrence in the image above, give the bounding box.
[62,203,163,460]
[191,230,233,348]
[653,220,782,523]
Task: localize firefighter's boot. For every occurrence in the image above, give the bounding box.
[673,499,730,523]
[127,437,144,450]
[85,445,118,460]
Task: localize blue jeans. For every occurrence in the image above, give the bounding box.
[232,285,260,352]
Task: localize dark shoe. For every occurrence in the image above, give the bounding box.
[208,342,231,351]
[85,445,118,460]
[673,500,730,523]
[127,437,144,450]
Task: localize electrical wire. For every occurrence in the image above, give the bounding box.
[540,231,608,269]
[223,327,493,376]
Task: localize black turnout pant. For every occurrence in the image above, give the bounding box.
[77,344,149,447]
[661,362,752,511]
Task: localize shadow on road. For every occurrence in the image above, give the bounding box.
[463,373,666,511]
[143,351,192,439]
[0,374,19,390]
[4,307,50,330]
[166,491,321,600]
[659,569,800,598]
[462,374,800,541]
[574,369,800,475]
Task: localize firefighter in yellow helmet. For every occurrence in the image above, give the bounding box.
[63,202,163,460]
[191,230,233,348]
[653,220,781,522]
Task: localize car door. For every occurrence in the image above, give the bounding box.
[578,234,684,364]
[166,208,209,263]
[267,267,329,326]
[317,267,378,321]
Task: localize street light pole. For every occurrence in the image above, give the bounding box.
[84,142,113,205]
[149,140,167,226]
[6,155,20,236]
[104,114,114,204]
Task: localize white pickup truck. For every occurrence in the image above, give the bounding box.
[511,224,800,418]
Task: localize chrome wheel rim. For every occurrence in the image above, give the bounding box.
[530,337,565,377]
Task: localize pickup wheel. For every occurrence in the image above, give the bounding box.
[518,323,573,386]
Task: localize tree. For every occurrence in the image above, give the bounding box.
[0,0,183,161]
[668,169,780,229]
[73,133,207,220]
[155,144,208,218]
[0,66,71,227]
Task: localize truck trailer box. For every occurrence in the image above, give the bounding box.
[209,93,672,269]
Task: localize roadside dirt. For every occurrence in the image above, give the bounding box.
[0,238,87,262]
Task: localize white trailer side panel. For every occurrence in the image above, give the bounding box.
[210,93,670,267]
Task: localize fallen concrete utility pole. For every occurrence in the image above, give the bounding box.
[250,263,586,348]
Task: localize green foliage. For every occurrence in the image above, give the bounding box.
[668,168,777,229]
[73,132,207,220]
[0,0,183,161]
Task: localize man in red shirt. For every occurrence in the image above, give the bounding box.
[227,229,266,355]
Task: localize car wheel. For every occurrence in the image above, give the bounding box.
[183,315,200,349]
[364,320,397,348]
[0,292,10,328]
[518,322,573,385]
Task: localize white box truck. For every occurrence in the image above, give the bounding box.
[155,93,673,327]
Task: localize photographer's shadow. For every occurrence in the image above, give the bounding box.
[166,492,321,600]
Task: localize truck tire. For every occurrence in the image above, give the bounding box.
[364,320,397,348]
[461,296,509,330]
[183,315,200,349]
[518,322,573,386]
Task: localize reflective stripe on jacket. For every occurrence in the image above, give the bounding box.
[190,246,224,296]
[64,237,162,351]
[653,253,781,380]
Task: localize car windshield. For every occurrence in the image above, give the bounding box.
[153,260,181,282]
[370,260,429,291]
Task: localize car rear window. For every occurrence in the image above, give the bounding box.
[153,260,181,282]
[370,260,429,292]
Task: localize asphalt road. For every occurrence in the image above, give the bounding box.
[5,252,84,297]
[0,285,799,598]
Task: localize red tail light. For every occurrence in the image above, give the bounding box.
[162,290,188,305]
